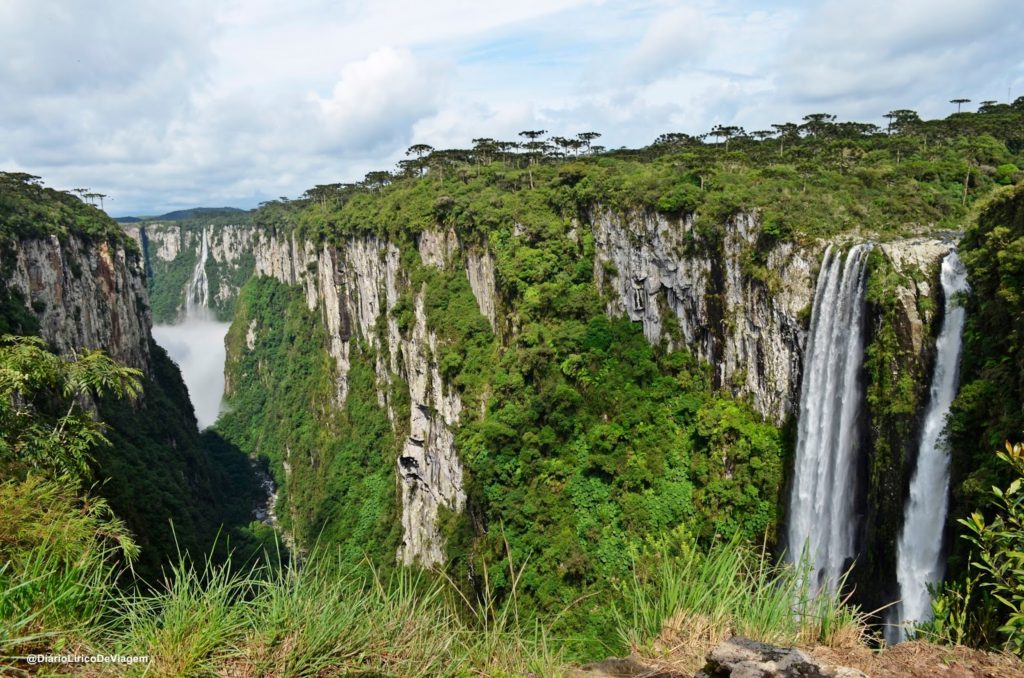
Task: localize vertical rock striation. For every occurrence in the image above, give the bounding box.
[592,209,816,424]
[4,234,151,372]
[235,229,466,566]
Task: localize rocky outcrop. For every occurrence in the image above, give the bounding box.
[697,637,866,678]
[4,234,151,372]
[591,209,956,427]
[237,229,466,566]
[592,210,817,424]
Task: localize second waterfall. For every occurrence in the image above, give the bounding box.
[787,244,872,595]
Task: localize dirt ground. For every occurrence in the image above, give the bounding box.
[810,640,1024,678]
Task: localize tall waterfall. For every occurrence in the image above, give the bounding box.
[891,251,969,641]
[151,226,229,429]
[787,244,872,595]
[185,227,210,318]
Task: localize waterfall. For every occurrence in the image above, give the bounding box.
[185,227,210,318]
[152,226,229,429]
[891,250,969,641]
[787,244,872,595]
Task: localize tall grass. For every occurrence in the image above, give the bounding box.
[4,477,874,676]
[0,476,132,661]
[614,538,867,671]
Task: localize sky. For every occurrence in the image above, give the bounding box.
[2,0,1022,216]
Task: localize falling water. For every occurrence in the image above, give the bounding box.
[151,226,230,429]
[787,243,872,595]
[890,251,969,641]
[185,227,210,318]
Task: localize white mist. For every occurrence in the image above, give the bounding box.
[151,228,230,430]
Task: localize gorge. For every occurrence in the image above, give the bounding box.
[3,106,1024,671]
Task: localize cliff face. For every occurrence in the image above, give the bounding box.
[593,210,816,425]
[228,230,465,566]
[855,238,954,613]
[1,230,257,576]
[136,223,257,322]
[4,233,151,372]
[148,214,955,568]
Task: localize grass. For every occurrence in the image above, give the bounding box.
[614,538,868,672]
[1,476,870,676]
[0,477,565,676]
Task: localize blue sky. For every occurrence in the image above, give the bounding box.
[2,0,1022,215]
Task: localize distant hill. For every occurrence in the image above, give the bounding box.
[115,207,251,223]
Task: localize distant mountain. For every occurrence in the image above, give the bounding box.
[115,207,251,223]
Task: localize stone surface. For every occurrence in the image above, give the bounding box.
[5,234,152,373]
[697,637,868,678]
[592,209,817,424]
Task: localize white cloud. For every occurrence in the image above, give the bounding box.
[313,48,446,153]
[1,0,1020,214]
[624,5,711,83]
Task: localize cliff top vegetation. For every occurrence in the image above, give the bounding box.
[0,172,134,249]
[247,102,1024,245]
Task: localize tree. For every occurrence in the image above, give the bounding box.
[883,109,921,135]
[518,131,549,189]
[799,113,837,138]
[959,440,1024,654]
[709,125,742,150]
[361,171,393,192]
[576,132,602,154]
[951,98,971,113]
[771,123,799,154]
[0,335,142,483]
[406,143,434,159]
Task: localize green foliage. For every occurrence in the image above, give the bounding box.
[0,475,137,659]
[0,172,132,248]
[217,277,401,568]
[452,310,782,653]
[957,440,1024,654]
[0,334,142,482]
[950,183,1024,574]
[93,341,264,580]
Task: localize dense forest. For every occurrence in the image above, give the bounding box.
[3,100,1024,674]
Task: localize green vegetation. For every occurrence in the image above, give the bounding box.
[0,335,142,482]
[617,539,864,672]
[255,104,1023,248]
[0,172,133,248]
[217,277,402,567]
[950,182,1024,532]
[957,440,1024,652]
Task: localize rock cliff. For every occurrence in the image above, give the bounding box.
[4,233,151,372]
[144,213,957,567]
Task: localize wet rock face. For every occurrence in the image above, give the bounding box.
[5,234,151,373]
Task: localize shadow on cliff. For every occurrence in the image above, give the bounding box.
[93,340,275,584]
